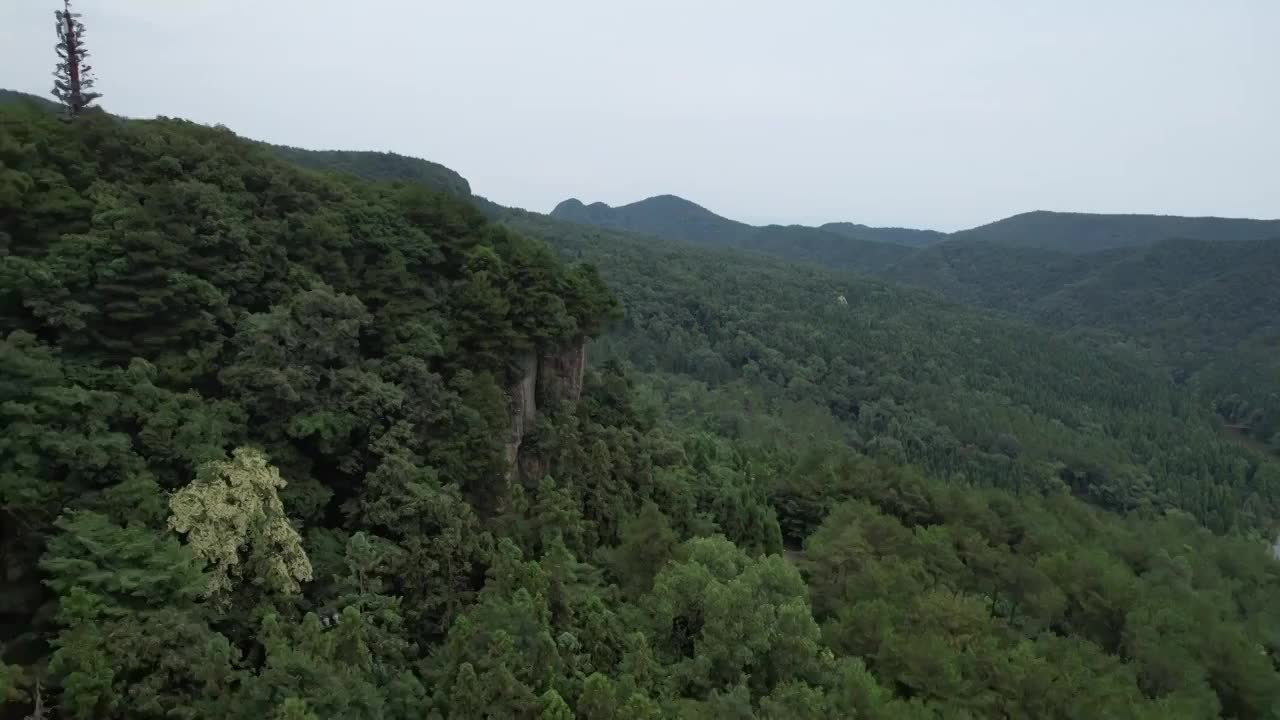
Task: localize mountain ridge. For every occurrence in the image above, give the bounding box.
[0,87,472,198]
[951,209,1280,253]
[551,194,916,273]
[820,221,947,248]
[553,192,1280,255]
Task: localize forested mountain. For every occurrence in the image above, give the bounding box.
[4,103,1280,719]
[883,238,1280,451]
[0,87,473,198]
[506,210,1280,531]
[0,89,60,113]
[500,207,1280,717]
[551,195,914,272]
[820,221,946,248]
[951,210,1280,253]
[264,146,472,198]
[552,196,745,248]
[553,193,1280,258]
[548,184,1280,454]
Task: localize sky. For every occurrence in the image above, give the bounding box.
[3,1,1277,231]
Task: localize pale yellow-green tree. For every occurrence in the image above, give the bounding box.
[168,447,313,596]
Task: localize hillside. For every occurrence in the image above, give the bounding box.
[552,195,915,273]
[4,104,1280,718]
[881,240,1092,307]
[552,194,1280,262]
[190,117,1280,522]
[264,145,472,197]
[884,237,1280,450]
[0,87,473,199]
[553,195,747,247]
[506,208,1280,529]
[0,89,61,112]
[549,192,1280,453]
[821,221,947,248]
[952,210,1280,253]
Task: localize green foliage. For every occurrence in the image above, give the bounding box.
[265,145,472,197]
[4,102,1280,720]
[168,447,313,597]
[506,208,1280,532]
[885,236,1280,450]
[0,106,614,717]
[641,536,825,700]
[949,209,1280,253]
[40,512,235,720]
[603,502,680,596]
[820,220,946,248]
[551,194,914,273]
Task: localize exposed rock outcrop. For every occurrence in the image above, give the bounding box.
[504,353,538,480]
[537,341,586,410]
[503,340,588,481]
[518,452,549,487]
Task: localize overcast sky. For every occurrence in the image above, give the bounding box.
[3,1,1277,230]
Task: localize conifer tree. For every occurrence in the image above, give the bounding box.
[52,0,102,117]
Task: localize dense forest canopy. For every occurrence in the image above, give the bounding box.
[818,221,946,249]
[883,237,1280,452]
[2,99,1280,720]
[265,146,472,199]
[504,210,1280,533]
[544,183,1280,457]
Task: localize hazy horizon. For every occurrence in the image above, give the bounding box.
[4,0,1277,231]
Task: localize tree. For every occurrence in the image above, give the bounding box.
[52,0,102,117]
[641,536,826,700]
[41,512,236,720]
[604,502,679,596]
[219,610,427,720]
[538,689,574,720]
[167,447,313,597]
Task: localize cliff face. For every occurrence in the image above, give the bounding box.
[504,340,587,480]
[537,342,586,409]
[504,353,538,479]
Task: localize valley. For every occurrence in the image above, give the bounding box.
[552,188,1280,456]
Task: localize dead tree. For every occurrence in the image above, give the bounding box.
[52,0,102,117]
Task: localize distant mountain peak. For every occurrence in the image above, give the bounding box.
[549,192,918,272]
[552,198,587,212]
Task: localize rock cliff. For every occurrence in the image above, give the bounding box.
[503,339,587,481]
[503,353,538,479]
[537,341,587,409]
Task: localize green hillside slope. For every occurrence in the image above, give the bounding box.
[0,89,61,112]
[503,209,1280,531]
[4,104,1280,719]
[0,88,472,197]
[264,146,472,197]
[821,220,947,248]
[952,210,1280,253]
[552,195,915,273]
[884,238,1280,450]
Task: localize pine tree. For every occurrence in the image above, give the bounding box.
[52,0,102,117]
